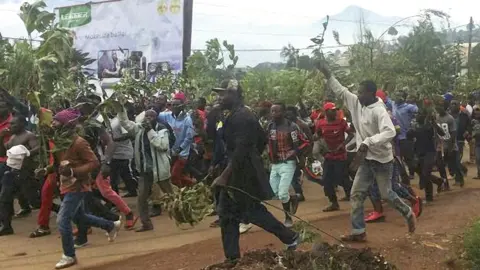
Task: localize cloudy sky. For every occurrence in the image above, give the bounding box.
[0,0,478,65]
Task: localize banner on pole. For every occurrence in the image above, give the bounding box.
[57,0,184,82]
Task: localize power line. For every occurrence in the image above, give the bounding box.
[193,29,325,37]
[191,40,399,52]
[193,11,413,27]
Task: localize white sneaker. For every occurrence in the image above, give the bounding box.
[239,223,253,234]
[106,220,122,242]
[55,254,77,269]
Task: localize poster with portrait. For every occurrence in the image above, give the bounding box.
[56,0,184,82]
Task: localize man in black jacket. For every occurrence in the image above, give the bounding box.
[211,79,299,267]
[450,100,470,175]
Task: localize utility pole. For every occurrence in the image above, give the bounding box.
[467,16,474,75]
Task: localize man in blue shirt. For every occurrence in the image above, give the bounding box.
[158,93,196,187]
[392,90,418,180]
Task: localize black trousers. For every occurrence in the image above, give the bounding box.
[83,169,120,222]
[437,150,464,184]
[399,139,415,176]
[84,191,119,222]
[110,159,137,194]
[217,189,296,260]
[416,152,443,201]
[17,170,41,210]
[323,159,351,202]
[0,169,21,229]
[291,167,303,195]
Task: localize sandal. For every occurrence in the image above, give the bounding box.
[29,228,51,238]
[125,216,139,230]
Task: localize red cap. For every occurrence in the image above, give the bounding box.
[376,89,387,103]
[173,92,186,102]
[323,102,336,111]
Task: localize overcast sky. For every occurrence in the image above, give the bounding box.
[0,0,478,65]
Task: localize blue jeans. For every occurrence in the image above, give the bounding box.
[269,161,296,203]
[57,192,114,257]
[351,160,412,235]
[369,158,413,201]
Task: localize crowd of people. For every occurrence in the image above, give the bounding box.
[1,61,480,269]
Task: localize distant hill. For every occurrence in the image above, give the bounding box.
[251,62,285,70]
[312,5,406,46]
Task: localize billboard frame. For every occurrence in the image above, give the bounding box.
[54,0,193,73]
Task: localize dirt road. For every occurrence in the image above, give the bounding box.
[88,187,480,270]
[1,166,479,270]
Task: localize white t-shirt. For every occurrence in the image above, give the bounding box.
[6,145,31,170]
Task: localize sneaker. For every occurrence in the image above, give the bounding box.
[365,211,385,223]
[0,226,14,236]
[412,197,423,218]
[135,225,153,232]
[284,216,293,228]
[297,194,305,202]
[340,232,366,242]
[73,239,88,249]
[406,212,417,233]
[106,220,121,242]
[55,254,77,269]
[239,223,253,234]
[14,209,31,218]
[209,219,220,228]
[286,233,301,250]
[322,203,340,212]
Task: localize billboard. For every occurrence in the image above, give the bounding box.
[56,0,184,82]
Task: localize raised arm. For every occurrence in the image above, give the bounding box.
[117,110,140,134]
[316,61,359,112]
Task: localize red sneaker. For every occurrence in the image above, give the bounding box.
[365,211,385,223]
[413,197,423,218]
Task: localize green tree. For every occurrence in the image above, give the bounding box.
[280,43,299,68]
[0,0,81,104]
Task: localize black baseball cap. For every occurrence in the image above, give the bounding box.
[212,79,239,92]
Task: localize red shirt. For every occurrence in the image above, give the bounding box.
[0,114,12,163]
[316,118,350,160]
[194,109,206,144]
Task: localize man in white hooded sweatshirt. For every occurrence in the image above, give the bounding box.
[317,61,416,242]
